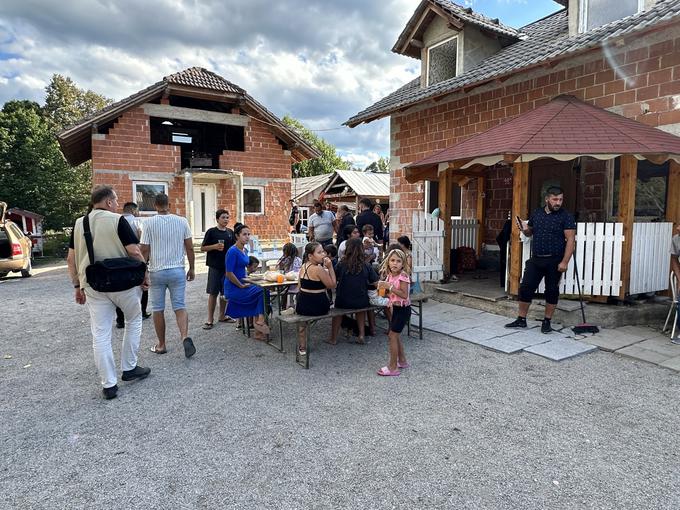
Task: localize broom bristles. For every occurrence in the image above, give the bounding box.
[572,324,599,334]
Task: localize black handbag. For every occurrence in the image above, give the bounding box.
[83,214,146,293]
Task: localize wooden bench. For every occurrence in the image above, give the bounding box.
[275,293,430,368]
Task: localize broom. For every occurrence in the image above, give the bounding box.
[571,251,599,334]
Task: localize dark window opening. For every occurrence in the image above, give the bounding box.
[612,158,669,219]
[169,95,237,114]
[150,117,245,169]
[427,180,462,217]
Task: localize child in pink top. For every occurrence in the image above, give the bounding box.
[376,248,411,376]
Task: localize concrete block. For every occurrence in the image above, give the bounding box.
[659,356,680,371]
[478,334,546,354]
[506,328,571,347]
[616,325,666,341]
[524,338,598,361]
[635,338,680,358]
[452,325,517,344]
[616,345,673,364]
[584,328,645,352]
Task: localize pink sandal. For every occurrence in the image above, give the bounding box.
[377,366,400,377]
[397,361,410,369]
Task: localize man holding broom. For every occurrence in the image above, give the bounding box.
[505,186,576,334]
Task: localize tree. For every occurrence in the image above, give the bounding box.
[43,74,111,131]
[364,156,390,173]
[0,76,111,229]
[282,115,351,177]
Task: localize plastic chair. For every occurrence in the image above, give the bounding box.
[663,272,678,339]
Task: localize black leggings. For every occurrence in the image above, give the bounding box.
[518,256,562,305]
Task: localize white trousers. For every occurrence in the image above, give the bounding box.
[84,286,143,388]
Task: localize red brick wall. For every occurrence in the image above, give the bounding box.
[390,29,680,244]
[91,107,293,242]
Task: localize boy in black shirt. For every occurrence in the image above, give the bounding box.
[200,209,235,328]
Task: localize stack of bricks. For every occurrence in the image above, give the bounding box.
[389,27,680,244]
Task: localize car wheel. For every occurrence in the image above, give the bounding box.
[21,258,32,278]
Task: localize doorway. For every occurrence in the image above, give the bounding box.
[529,159,577,213]
[192,183,216,238]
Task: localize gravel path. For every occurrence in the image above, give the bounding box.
[1,264,679,509]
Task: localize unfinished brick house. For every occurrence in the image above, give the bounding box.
[58,67,318,243]
[347,0,680,301]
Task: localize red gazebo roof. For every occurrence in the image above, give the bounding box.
[406,95,680,173]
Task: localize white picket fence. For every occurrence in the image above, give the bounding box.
[629,222,673,294]
[520,222,625,296]
[451,219,479,250]
[412,211,444,282]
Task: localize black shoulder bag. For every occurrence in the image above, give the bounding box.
[83,214,146,293]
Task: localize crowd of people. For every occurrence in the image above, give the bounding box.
[67,185,413,400]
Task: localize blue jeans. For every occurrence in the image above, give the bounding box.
[150,267,186,312]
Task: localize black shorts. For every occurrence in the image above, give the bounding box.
[390,305,411,333]
[206,267,225,296]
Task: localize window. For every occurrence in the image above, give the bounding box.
[427,36,458,87]
[299,207,310,229]
[579,0,642,32]
[425,181,462,218]
[243,187,264,215]
[611,158,668,219]
[133,181,168,215]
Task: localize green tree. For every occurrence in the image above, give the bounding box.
[43,74,111,131]
[364,156,390,173]
[282,115,351,177]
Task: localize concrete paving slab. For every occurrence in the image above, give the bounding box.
[476,334,540,354]
[426,320,470,335]
[504,328,571,347]
[616,345,673,364]
[616,325,665,341]
[583,328,644,352]
[524,338,598,361]
[659,355,680,371]
[452,325,517,345]
[635,338,680,358]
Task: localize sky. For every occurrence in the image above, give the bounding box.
[0,0,563,168]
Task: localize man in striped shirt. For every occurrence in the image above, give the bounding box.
[140,193,196,358]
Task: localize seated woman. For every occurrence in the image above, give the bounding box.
[330,238,379,345]
[224,223,270,338]
[338,225,361,259]
[295,242,336,356]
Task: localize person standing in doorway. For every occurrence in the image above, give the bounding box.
[288,199,302,234]
[67,186,150,400]
[201,209,235,330]
[505,186,576,334]
[140,194,196,357]
[308,201,335,247]
[116,201,150,328]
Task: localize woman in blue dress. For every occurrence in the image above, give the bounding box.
[224,223,270,336]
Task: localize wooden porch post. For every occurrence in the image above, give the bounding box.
[439,168,454,278]
[618,155,638,299]
[666,160,680,225]
[509,162,529,295]
[476,176,486,258]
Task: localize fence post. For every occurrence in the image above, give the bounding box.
[510,161,529,295]
[439,167,454,279]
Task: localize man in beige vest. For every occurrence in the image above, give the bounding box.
[67,185,151,400]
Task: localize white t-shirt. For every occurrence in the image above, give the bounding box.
[123,213,141,237]
[309,210,335,242]
[141,214,192,272]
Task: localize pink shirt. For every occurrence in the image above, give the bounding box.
[387,272,410,306]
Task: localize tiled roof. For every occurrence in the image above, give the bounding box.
[57,67,319,165]
[347,0,680,127]
[165,67,245,94]
[406,95,680,169]
[393,0,522,57]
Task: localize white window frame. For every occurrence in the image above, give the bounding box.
[242,186,265,215]
[578,0,644,33]
[425,35,459,87]
[132,181,168,216]
[424,181,463,219]
[299,207,310,229]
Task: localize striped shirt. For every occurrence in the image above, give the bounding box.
[140,214,192,272]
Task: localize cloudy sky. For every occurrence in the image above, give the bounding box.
[0,0,562,167]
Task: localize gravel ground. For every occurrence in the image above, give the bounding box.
[1,263,679,509]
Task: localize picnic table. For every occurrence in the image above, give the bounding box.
[242,275,298,351]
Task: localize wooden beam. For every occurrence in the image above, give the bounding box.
[509,161,529,295]
[405,166,437,183]
[142,103,249,126]
[476,176,486,258]
[666,160,680,226]
[617,155,638,299]
[439,168,454,278]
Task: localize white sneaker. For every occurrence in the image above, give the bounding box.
[671,336,680,345]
